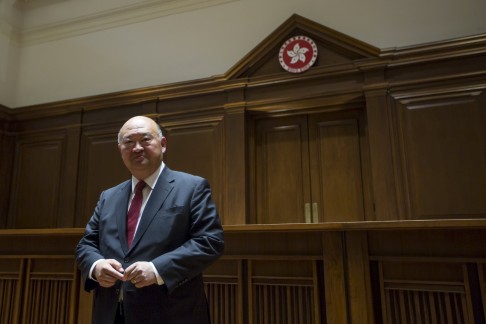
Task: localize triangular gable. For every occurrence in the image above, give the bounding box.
[225,14,380,79]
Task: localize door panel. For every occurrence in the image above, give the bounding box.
[254,115,311,224]
[309,114,365,222]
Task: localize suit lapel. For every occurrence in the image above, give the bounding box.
[115,180,132,254]
[129,167,174,251]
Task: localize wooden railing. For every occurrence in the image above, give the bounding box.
[1,220,486,323]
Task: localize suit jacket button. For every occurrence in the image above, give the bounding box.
[124,258,129,263]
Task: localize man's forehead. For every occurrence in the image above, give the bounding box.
[121,127,155,138]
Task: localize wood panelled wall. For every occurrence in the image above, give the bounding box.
[1,14,486,323]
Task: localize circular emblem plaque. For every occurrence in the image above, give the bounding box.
[279,36,318,73]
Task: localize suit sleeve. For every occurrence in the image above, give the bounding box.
[151,178,224,293]
[75,191,107,292]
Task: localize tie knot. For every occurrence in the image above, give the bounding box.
[135,181,146,193]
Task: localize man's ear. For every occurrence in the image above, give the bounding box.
[161,137,167,153]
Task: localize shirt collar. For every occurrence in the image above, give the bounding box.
[131,161,165,191]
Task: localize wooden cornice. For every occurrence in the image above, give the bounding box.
[381,33,486,62]
[0,103,11,116]
[1,219,485,237]
[224,219,486,232]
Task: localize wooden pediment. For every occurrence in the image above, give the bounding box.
[225,14,380,79]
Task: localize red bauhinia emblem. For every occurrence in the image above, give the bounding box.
[279,36,318,73]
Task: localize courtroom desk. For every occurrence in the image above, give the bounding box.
[1,220,486,323]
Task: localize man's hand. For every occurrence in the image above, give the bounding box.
[93,259,125,288]
[124,262,157,288]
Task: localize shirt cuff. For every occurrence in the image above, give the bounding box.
[89,259,104,281]
[149,262,165,285]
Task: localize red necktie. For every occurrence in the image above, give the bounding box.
[127,181,146,248]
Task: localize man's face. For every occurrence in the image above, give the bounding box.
[118,117,166,179]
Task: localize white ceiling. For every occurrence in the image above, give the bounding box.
[14,0,71,12]
[3,0,233,45]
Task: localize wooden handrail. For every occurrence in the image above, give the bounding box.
[1,218,485,236]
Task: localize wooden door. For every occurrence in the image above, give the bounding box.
[308,113,365,222]
[253,115,312,224]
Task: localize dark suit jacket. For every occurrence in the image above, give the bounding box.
[75,166,224,324]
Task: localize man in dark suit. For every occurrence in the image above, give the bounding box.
[76,116,224,324]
